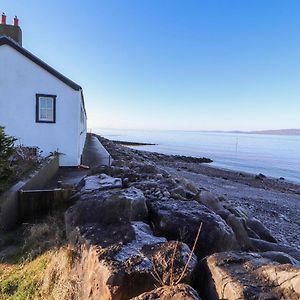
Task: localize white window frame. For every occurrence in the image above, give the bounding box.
[36,94,56,123]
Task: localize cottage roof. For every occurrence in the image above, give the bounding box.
[0,36,82,91]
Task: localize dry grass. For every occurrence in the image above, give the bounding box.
[23,213,65,260]
[0,248,80,300]
[40,246,80,300]
[0,210,80,300]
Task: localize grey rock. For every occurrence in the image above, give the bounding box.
[131,284,200,300]
[154,191,161,197]
[155,174,163,180]
[122,177,129,187]
[156,167,170,177]
[225,214,254,250]
[170,186,187,198]
[147,199,239,257]
[132,180,159,191]
[246,217,277,243]
[163,191,170,198]
[130,162,157,175]
[215,208,231,220]
[198,191,223,212]
[91,164,140,183]
[250,238,300,261]
[82,173,122,193]
[226,205,248,218]
[202,251,300,300]
[260,251,300,267]
[241,218,261,239]
[70,221,197,300]
[140,164,157,174]
[112,159,131,167]
[65,187,148,236]
[159,177,178,190]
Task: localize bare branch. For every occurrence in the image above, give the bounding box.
[175,222,203,285]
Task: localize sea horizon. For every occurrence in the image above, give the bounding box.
[92,127,300,136]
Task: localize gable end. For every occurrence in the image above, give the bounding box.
[0,36,82,91]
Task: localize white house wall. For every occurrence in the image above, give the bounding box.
[0,44,85,166]
[78,95,87,161]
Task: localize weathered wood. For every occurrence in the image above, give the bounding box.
[19,188,72,221]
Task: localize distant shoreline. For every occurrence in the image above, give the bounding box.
[111,140,157,146]
[183,129,300,136]
[217,129,300,136]
[95,128,300,136]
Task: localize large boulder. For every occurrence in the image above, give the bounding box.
[70,221,197,300]
[65,187,148,235]
[260,251,300,267]
[224,214,254,250]
[250,238,300,262]
[197,191,277,249]
[198,191,223,212]
[147,199,239,257]
[245,217,277,243]
[131,284,200,300]
[201,251,300,300]
[171,177,199,200]
[129,161,158,175]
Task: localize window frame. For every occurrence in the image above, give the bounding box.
[35,94,57,123]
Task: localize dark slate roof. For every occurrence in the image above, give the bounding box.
[0,36,82,91]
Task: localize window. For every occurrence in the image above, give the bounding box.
[36,94,56,123]
[80,106,85,124]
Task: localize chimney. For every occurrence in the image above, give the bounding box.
[13,16,19,27]
[0,13,22,46]
[1,13,6,24]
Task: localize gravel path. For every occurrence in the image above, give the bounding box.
[162,165,300,250]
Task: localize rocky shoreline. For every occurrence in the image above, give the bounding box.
[111,140,157,146]
[104,136,300,249]
[63,135,300,299]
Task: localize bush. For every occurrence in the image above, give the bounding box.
[0,126,16,192]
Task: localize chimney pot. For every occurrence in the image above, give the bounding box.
[1,13,6,25]
[0,13,22,46]
[13,16,19,27]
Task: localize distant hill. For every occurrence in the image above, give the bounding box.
[248,129,300,136]
[226,129,300,136]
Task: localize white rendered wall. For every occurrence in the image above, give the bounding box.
[78,98,87,162]
[0,44,86,166]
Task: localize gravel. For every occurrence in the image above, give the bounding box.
[160,163,300,250]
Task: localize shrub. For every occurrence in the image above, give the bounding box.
[0,126,16,192]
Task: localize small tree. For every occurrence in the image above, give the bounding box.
[0,127,16,191]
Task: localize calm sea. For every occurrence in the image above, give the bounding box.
[94,128,300,184]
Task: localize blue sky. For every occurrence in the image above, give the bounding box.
[2,0,300,131]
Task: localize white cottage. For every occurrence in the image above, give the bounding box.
[0,15,87,166]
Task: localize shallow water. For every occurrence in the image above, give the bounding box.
[94,128,300,183]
